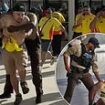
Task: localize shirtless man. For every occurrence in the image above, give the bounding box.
[0,3,34,105]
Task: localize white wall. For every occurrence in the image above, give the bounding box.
[68,0,75,40]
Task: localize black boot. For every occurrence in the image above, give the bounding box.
[36,94,42,104]
[35,87,43,104]
[20,81,29,94]
[89,103,94,105]
[32,71,43,104]
[14,93,22,105]
[0,74,13,99]
[0,92,11,99]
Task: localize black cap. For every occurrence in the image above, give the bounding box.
[12,2,25,12]
[88,37,100,48]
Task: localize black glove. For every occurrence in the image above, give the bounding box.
[66,72,71,77]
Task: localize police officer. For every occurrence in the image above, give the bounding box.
[0,3,42,104]
[63,37,101,105]
[25,12,43,104]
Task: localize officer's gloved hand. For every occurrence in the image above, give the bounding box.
[93,103,96,105]
[66,71,71,77]
[65,66,71,77]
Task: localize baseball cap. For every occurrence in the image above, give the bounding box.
[12,2,25,12]
[88,37,100,48]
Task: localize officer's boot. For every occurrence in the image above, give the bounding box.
[0,74,13,98]
[89,102,97,105]
[32,72,43,104]
[35,87,43,104]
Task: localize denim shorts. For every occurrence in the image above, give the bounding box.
[41,39,51,51]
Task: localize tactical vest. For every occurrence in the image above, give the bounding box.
[71,43,95,73]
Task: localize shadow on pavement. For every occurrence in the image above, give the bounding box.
[1,92,63,105]
[1,97,35,105]
[49,100,68,105]
[42,92,61,102]
[42,71,55,78]
[0,70,55,84]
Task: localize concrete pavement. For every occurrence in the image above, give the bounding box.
[0,56,68,105]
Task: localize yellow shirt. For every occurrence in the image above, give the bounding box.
[81,14,95,35]
[52,12,65,35]
[38,17,62,40]
[95,16,105,33]
[52,11,65,23]
[0,14,30,52]
[38,16,48,29]
[73,13,82,33]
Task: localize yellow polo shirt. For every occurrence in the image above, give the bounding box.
[73,13,82,33]
[38,16,48,29]
[81,14,95,35]
[52,12,65,23]
[38,17,62,40]
[95,16,105,33]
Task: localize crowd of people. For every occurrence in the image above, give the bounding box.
[73,5,105,38]
[0,0,67,105]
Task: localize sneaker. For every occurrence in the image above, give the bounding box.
[14,93,22,105]
[20,81,29,94]
[36,94,42,104]
[0,92,11,99]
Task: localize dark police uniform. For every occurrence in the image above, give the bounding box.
[63,38,99,105]
[25,12,43,103]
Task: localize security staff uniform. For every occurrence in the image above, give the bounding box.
[64,38,100,105]
[72,13,82,38]
[51,11,66,56]
[95,16,105,33]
